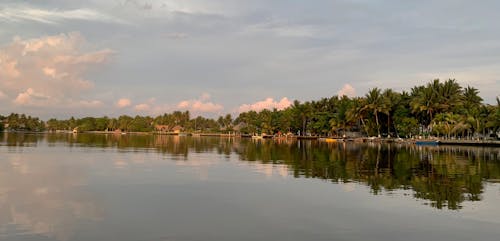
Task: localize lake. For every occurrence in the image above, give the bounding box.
[1,133,499,241]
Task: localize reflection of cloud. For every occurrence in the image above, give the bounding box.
[113,160,129,168]
[254,163,273,178]
[251,163,289,179]
[174,157,220,181]
[277,165,289,178]
[238,97,291,112]
[342,182,356,192]
[0,156,102,241]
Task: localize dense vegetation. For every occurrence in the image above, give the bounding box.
[2,79,500,138]
[0,113,45,132]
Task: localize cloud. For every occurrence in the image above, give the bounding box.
[134,103,151,111]
[166,32,189,39]
[0,6,127,25]
[116,98,132,108]
[237,97,292,113]
[337,84,356,97]
[242,19,318,38]
[0,90,7,99]
[13,88,51,106]
[176,93,224,113]
[12,88,103,109]
[0,32,113,108]
[74,100,103,108]
[118,94,223,116]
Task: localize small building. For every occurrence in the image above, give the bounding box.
[232,123,246,133]
[171,125,183,133]
[155,125,169,133]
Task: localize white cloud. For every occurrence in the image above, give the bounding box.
[237,97,292,113]
[42,67,56,78]
[337,84,356,97]
[74,100,103,108]
[242,19,318,38]
[134,103,151,111]
[0,90,7,99]
[0,32,113,108]
[13,88,51,106]
[176,93,223,113]
[0,6,127,25]
[116,98,132,108]
[9,87,103,110]
[110,94,224,116]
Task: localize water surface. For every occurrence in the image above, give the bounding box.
[1,133,499,241]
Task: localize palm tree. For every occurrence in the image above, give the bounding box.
[463,86,482,109]
[382,89,400,136]
[364,88,386,137]
[438,79,463,112]
[410,80,440,127]
[292,100,313,136]
[462,86,483,138]
[108,118,118,131]
[347,97,368,135]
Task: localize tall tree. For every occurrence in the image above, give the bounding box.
[364,88,385,137]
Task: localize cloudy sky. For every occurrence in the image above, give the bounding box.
[1,0,499,119]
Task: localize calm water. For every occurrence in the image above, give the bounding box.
[1,133,499,241]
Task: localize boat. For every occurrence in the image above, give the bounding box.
[320,138,341,143]
[415,140,440,146]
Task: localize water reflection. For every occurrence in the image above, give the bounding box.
[0,149,102,240]
[1,133,500,211]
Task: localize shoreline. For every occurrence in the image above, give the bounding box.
[3,131,500,147]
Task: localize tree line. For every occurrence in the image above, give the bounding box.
[2,79,500,138]
[0,113,45,132]
[235,78,500,138]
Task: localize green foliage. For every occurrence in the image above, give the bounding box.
[2,79,499,137]
[2,113,45,132]
[0,115,4,132]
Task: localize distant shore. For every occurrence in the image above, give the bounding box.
[3,130,500,147]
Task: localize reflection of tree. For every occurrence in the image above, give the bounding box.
[0,153,102,240]
[3,133,500,210]
[233,141,500,210]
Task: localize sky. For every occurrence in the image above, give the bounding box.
[1,0,499,119]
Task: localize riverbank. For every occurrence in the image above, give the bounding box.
[3,131,500,147]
